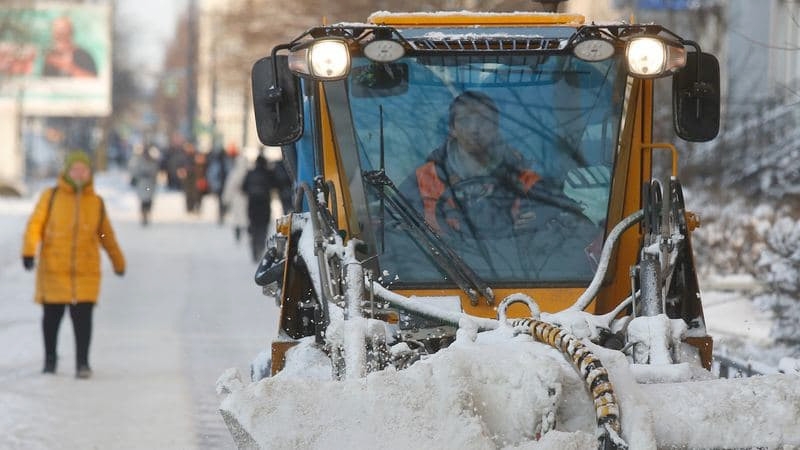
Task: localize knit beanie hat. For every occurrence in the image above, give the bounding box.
[64,150,92,172]
[63,150,93,187]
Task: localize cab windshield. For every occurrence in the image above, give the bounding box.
[347,53,626,287]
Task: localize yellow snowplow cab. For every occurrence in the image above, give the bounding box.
[249,9,721,376]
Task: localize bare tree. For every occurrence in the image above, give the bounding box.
[152,13,193,143]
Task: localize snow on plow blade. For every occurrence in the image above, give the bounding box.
[635,374,800,448]
[219,409,258,450]
[217,344,800,449]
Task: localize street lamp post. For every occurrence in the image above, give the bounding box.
[186,0,198,144]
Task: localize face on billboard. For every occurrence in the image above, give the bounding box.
[0,5,110,116]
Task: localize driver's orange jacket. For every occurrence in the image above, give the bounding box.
[415,159,540,233]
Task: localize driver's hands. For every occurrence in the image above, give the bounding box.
[444,212,461,232]
[514,209,537,231]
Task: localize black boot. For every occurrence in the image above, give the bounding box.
[43,355,56,374]
[76,364,92,379]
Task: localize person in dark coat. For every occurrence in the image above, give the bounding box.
[207,144,236,224]
[178,142,205,215]
[164,133,187,190]
[271,158,294,215]
[241,154,274,262]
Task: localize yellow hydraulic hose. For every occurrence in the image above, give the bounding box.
[508,317,627,450]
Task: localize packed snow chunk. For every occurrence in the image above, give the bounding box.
[506,430,596,450]
[219,337,594,449]
[540,310,605,340]
[455,316,480,342]
[629,362,716,384]
[779,357,800,375]
[626,314,687,365]
[249,350,271,382]
[277,337,334,381]
[216,367,245,395]
[639,374,800,448]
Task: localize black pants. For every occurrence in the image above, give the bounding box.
[140,199,153,225]
[248,196,271,262]
[249,224,267,263]
[43,303,94,367]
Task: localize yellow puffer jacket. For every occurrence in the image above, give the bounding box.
[22,177,126,304]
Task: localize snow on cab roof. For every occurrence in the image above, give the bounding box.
[367,10,586,26]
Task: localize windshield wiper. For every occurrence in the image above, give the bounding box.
[363,169,495,306]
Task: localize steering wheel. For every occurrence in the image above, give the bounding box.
[437,175,594,240]
[434,176,508,237]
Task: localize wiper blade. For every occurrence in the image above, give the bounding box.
[363,169,495,306]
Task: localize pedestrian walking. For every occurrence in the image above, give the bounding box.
[221,148,250,243]
[177,142,204,214]
[207,143,236,224]
[272,158,294,215]
[193,150,210,211]
[163,132,187,190]
[21,151,126,379]
[129,144,161,226]
[241,154,274,262]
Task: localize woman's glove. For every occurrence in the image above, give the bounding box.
[23,256,34,270]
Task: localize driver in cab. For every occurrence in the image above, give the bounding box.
[393,90,598,280]
[403,91,543,240]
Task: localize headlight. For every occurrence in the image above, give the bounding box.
[288,38,351,80]
[573,39,615,62]
[626,37,686,78]
[363,39,405,63]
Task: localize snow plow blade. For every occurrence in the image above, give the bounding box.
[634,374,800,448]
[218,355,800,449]
[219,409,258,450]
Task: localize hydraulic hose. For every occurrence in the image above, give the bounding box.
[507,316,627,450]
[569,209,644,311]
[372,284,628,449]
[365,211,648,449]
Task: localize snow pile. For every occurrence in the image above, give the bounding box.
[219,325,800,449]
[219,329,598,449]
[779,357,800,375]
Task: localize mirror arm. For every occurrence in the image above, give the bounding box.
[679,40,709,120]
[264,44,293,122]
[269,43,293,94]
[681,39,702,80]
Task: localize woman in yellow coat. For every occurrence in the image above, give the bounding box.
[22,151,125,378]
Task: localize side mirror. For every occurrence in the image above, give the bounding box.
[252,56,303,146]
[672,52,720,142]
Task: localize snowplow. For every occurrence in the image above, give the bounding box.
[217,8,797,450]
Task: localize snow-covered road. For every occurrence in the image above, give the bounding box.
[0,175,278,449]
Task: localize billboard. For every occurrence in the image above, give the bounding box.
[0,3,111,116]
[637,0,692,9]
[613,0,712,10]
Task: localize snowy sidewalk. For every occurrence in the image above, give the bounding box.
[0,176,277,449]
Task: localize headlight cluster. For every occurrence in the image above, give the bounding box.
[625,37,686,78]
[291,34,687,81]
[288,39,351,80]
[288,36,406,81]
[572,36,687,78]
